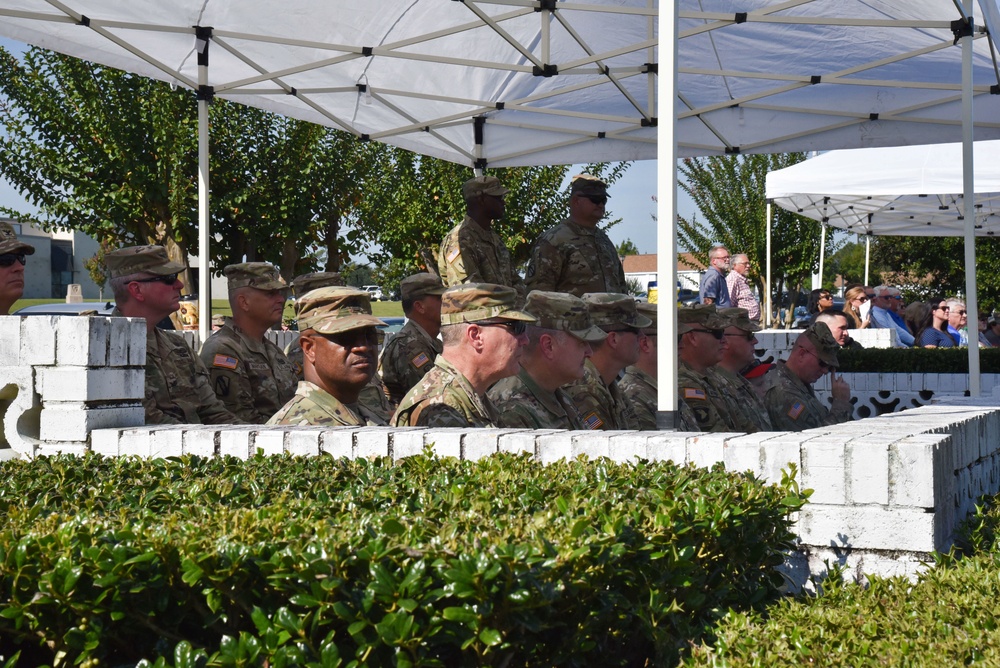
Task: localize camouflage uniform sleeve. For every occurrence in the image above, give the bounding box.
[412,401,472,427]
[679,382,730,432]
[438,227,470,287]
[382,336,436,402]
[763,385,811,431]
[563,382,611,430]
[199,335,258,423]
[143,362,184,425]
[192,353,245,425]
[524,236,561,293]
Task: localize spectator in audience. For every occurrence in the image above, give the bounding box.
[698,245,731,307]
[725,253,760,322]
[977,312,993,347]
[814,310,862,349]
[911,299,956,348]
[0,221,34,315]
[843,284,870,329]
[868,285,914,347]
[985,311,1000,347]
[805,288,834,323]
[946,298,968,346]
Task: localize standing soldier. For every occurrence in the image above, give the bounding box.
[106,245,240,425]
[710,307,772,432]
[524,174,627,297]
[438,176,526,297]
[268,287,388,426]
[489,291,605,429]
[563,293,650,430]
[677,304,733,432]
[0,221,34,315]
[379,273,446,404]
[200,262,297,423]
[393,283,535,427]
[619,302,658,430]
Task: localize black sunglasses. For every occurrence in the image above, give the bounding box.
[688,328,725,340]
[322,328,379,348]
[131,273,179,285]
[481,321,528,336]
[579,194,608,206]
[724,332,755,342]
[0,253,26,268]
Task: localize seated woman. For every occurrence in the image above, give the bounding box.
[843,284,870,329]
[906,299,956,348]
[805,288,834,325]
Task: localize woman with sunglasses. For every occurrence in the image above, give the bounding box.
[912,299,956,348]
[805,288,834,325]
[843,285,870,329]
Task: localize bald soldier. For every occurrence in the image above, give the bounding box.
[268,287,388,426]
[107,245,240,425]
[524,174,627,297]
[764,322,854,431]
[438,176,527,297]
[199,263,298,423]
[379,272,446,404]
[619,302,658,430]
[562,293,650,430]
[393,283,535,427]
[0,221,35,315]
[488,291,606,429]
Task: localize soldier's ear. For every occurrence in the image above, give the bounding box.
[300,332,317,361]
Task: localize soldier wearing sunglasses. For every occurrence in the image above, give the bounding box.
[710,307,772,432]
[524,174,627,297]
[106,245,241,425]
[677,304,734,432]
[0,222,35,315]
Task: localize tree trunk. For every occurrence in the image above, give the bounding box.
[323,215,340,272]
[280,239,299,283]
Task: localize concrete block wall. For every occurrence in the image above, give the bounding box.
[0,316,145,458]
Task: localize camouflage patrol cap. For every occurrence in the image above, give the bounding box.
[717,307,761,333]
[440,283,537,325]
[570,173,610,198]
[799,322,840,368]
[0,222,35,256]
[463,175,508,200]
[524,290,606,343]
[105,245,186,279]
[400,273,446,301]
[635,302,657,334]
[296,286,387,335]
[211,313,227,328]
[291,272,343,297]
[224,262,288,292]
[582,293,653,331]
[677,303,728,332]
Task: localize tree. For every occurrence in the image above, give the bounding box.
[678,153,829,326]
[617,238,640,257]
[82,239,114,301]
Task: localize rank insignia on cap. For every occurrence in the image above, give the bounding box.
[447,247,461,264]
[683,388,706,400]
[212,354,239,370]
[583,412,604,430]
[411,352,430,369]
[787,402,804,420]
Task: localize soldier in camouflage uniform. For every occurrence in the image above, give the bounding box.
[710,307,772,432]
[524,174,627,297]
[268,287,388,426]
[563,293,651,430]
[379,273,446,403]
[437,176,526,298]
[393,283,535,427]
[285,271,394,422]
[619,301,658,430]
[764,322,854,431]
[198,263,298,423]
[107,245,241,425]
[488,291,606,429]
[0,221,35,315]
[677,304,735,432]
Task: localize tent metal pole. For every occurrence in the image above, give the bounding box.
[655,0,678,429]
[864,234,871,286]
[765,200,772,327]
[962,0,981,397]
[197,29,211,344]
[818,224,826,290]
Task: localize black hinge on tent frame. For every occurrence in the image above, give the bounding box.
[533,64,558,77]
[734,12,747,24]
[535,0,557,11]
[725,146,740,154]
[475,158,488,170]
[195,26,213,67]
[991,85,1000,95]
[196,85,214,102]
[951,18,974,45]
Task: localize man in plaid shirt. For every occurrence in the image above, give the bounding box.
[725,253,761,323]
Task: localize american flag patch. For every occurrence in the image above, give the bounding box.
[411,352,431,368]
[787,402,804,419]
[683,387,706,400]
[583,412,604,430]
[446,247,461,263]
[212,354,238,370]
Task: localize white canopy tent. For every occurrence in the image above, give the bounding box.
[0,1,998,416]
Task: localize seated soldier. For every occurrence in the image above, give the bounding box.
[268,287,389,426]
[619,302,658,430]
[199,262,297,423]
[379,273,446,404]
[393,283,535,427]
[710,307,772,432]
[677,304,733,432]
[489,291,606,429]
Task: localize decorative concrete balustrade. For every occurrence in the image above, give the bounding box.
[2,315,1000,585]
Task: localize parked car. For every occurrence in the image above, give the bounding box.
[13,301,116,316]
[633,291,647,303]
[363,285,384,301]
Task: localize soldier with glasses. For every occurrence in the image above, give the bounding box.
[0,222,34,315]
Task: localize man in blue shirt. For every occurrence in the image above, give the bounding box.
[699,245,732,307]
[868,285,914,347]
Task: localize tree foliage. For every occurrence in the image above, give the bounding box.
[617,238,640,257]
[822,239,886,288]
[678,153,830,323]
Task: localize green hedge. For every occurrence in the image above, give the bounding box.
[0,453,807,668]
[836,346,1000,373]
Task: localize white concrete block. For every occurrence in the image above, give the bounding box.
[572,431,614,459]
[253,429,285,456]
[798,504,938,553]
[118,429,154,457]
[107,317,131,367]
[286,429,323,457]
[723,435,764,476]
[90,429,122,456]
[801,439,847,505]
[38,368,143,402]
[462,429,503,461]
[20,316,56,365]
[123,319,147,366]
[150,427,185,458]
[890,434,948,508]
[355,427,392,458]
[56,316,108,366]
[392,429,427,459]
[36,442,88,457]
[0,317,22,365]
[645,432,691,464]
[760,434,803,485]
[183,429,217,457]
[218,428,257,459]
[422,429,462,459]
[39,403,144,442]
[686,432,731,470]
[498,430,544,457]
[537,432,574,464]
[848,439,889,505]
[0,365,41,459]
[321,429,355,458]
[608,433,649,463]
